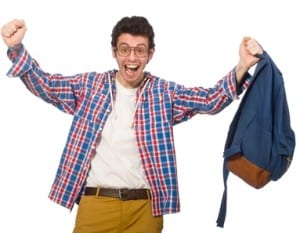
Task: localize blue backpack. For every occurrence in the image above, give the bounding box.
[216,52,296,227]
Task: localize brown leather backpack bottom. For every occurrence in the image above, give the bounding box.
[226,154,271,189]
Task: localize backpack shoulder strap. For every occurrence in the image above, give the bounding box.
[216,162,229,227]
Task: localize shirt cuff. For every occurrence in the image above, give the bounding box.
[6,43,32,78]
[224,68,239,100]
[237,71,253,95]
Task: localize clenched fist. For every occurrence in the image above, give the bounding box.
[1,19,26,48]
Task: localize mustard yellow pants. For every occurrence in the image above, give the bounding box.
[73,195,163,233]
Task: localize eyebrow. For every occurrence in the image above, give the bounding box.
[118,42,147,47]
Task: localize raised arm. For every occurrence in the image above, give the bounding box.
[1,19,84,115]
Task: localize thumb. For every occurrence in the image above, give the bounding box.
[15,19,26,29]
[11,18,26,34]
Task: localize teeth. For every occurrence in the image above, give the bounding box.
[126,65,138,69]
[125,65,138,72]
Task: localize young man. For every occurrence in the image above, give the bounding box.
[1,16,263,233]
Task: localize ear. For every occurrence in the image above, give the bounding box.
[112,47,117,58]
[147,48,155,63]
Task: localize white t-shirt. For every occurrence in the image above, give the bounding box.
[86,78,149,189]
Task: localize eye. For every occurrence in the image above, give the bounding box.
[135,47,147,56]
[120,46,130,54]
[136,48,144,55]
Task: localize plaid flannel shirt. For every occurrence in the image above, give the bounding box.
[7,44,251,216]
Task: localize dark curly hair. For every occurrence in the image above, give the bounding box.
[111,16,155,49]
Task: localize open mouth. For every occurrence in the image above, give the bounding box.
[125,65,139,72]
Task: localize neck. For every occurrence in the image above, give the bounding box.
[116,72,143,89]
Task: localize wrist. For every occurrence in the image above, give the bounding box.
[8,43,22,51]
[235,62,249,84]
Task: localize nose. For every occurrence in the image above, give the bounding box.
[128,48,138,59]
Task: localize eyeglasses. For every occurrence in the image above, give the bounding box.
[116,43,149,57]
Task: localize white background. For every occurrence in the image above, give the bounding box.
[0,0,299,232]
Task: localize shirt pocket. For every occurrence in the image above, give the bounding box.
[76,89,111,125]
[142,94,172,124]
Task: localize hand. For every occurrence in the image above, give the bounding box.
[239,36,263,68]
[235,36,263,83]
[1,19,26,48]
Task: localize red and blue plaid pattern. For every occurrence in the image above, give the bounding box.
[7,44,251,216]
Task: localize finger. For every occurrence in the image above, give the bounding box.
[1,19,25,37]
[246,44,256,55]
[243,36,251,42]
[14,19,25,29]
[1,24,16,37]
[247,42,263,55]
[1,25,13,37]
[242,36,252,46]
[246,38,255,47]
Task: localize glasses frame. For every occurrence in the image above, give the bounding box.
[115,43,149,58]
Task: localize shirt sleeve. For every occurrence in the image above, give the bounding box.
[172,68,251,124]
[236,71,253,95]
[6,44,83,114]
[7,44,32,77]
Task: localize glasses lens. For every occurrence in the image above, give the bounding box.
[134,46,147,57]
[117,44,148,57]
[118,45,130,56]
